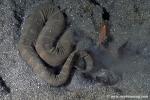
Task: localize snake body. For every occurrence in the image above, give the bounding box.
[18,3,94,86]
[35,27,75,67]
[18,3,76,86]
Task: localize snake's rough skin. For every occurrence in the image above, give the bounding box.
[35,27,75,67]
[35,3,75,67]
[18,3,94,86]
[18,3,77,86]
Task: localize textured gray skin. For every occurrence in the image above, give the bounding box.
[35,3,75,67]
[35,27,75,67]
[18,3,76,86]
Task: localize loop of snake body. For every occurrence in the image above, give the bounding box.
[18,3,94,86]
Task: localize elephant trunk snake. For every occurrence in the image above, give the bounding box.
[18,3,94,86]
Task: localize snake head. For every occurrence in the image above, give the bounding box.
[74,50,94,73]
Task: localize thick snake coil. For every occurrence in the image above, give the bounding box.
[18,3,94,86]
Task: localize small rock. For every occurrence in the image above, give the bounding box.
[0,76,10,97]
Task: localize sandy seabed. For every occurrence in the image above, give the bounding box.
[0,0,150,99]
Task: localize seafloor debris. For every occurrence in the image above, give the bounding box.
[0,76,10,97]
[95,69,121,85]
[118,41,129,57]
[82,69,121,86]
[99,7,113,48]
[99,20,109,47]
